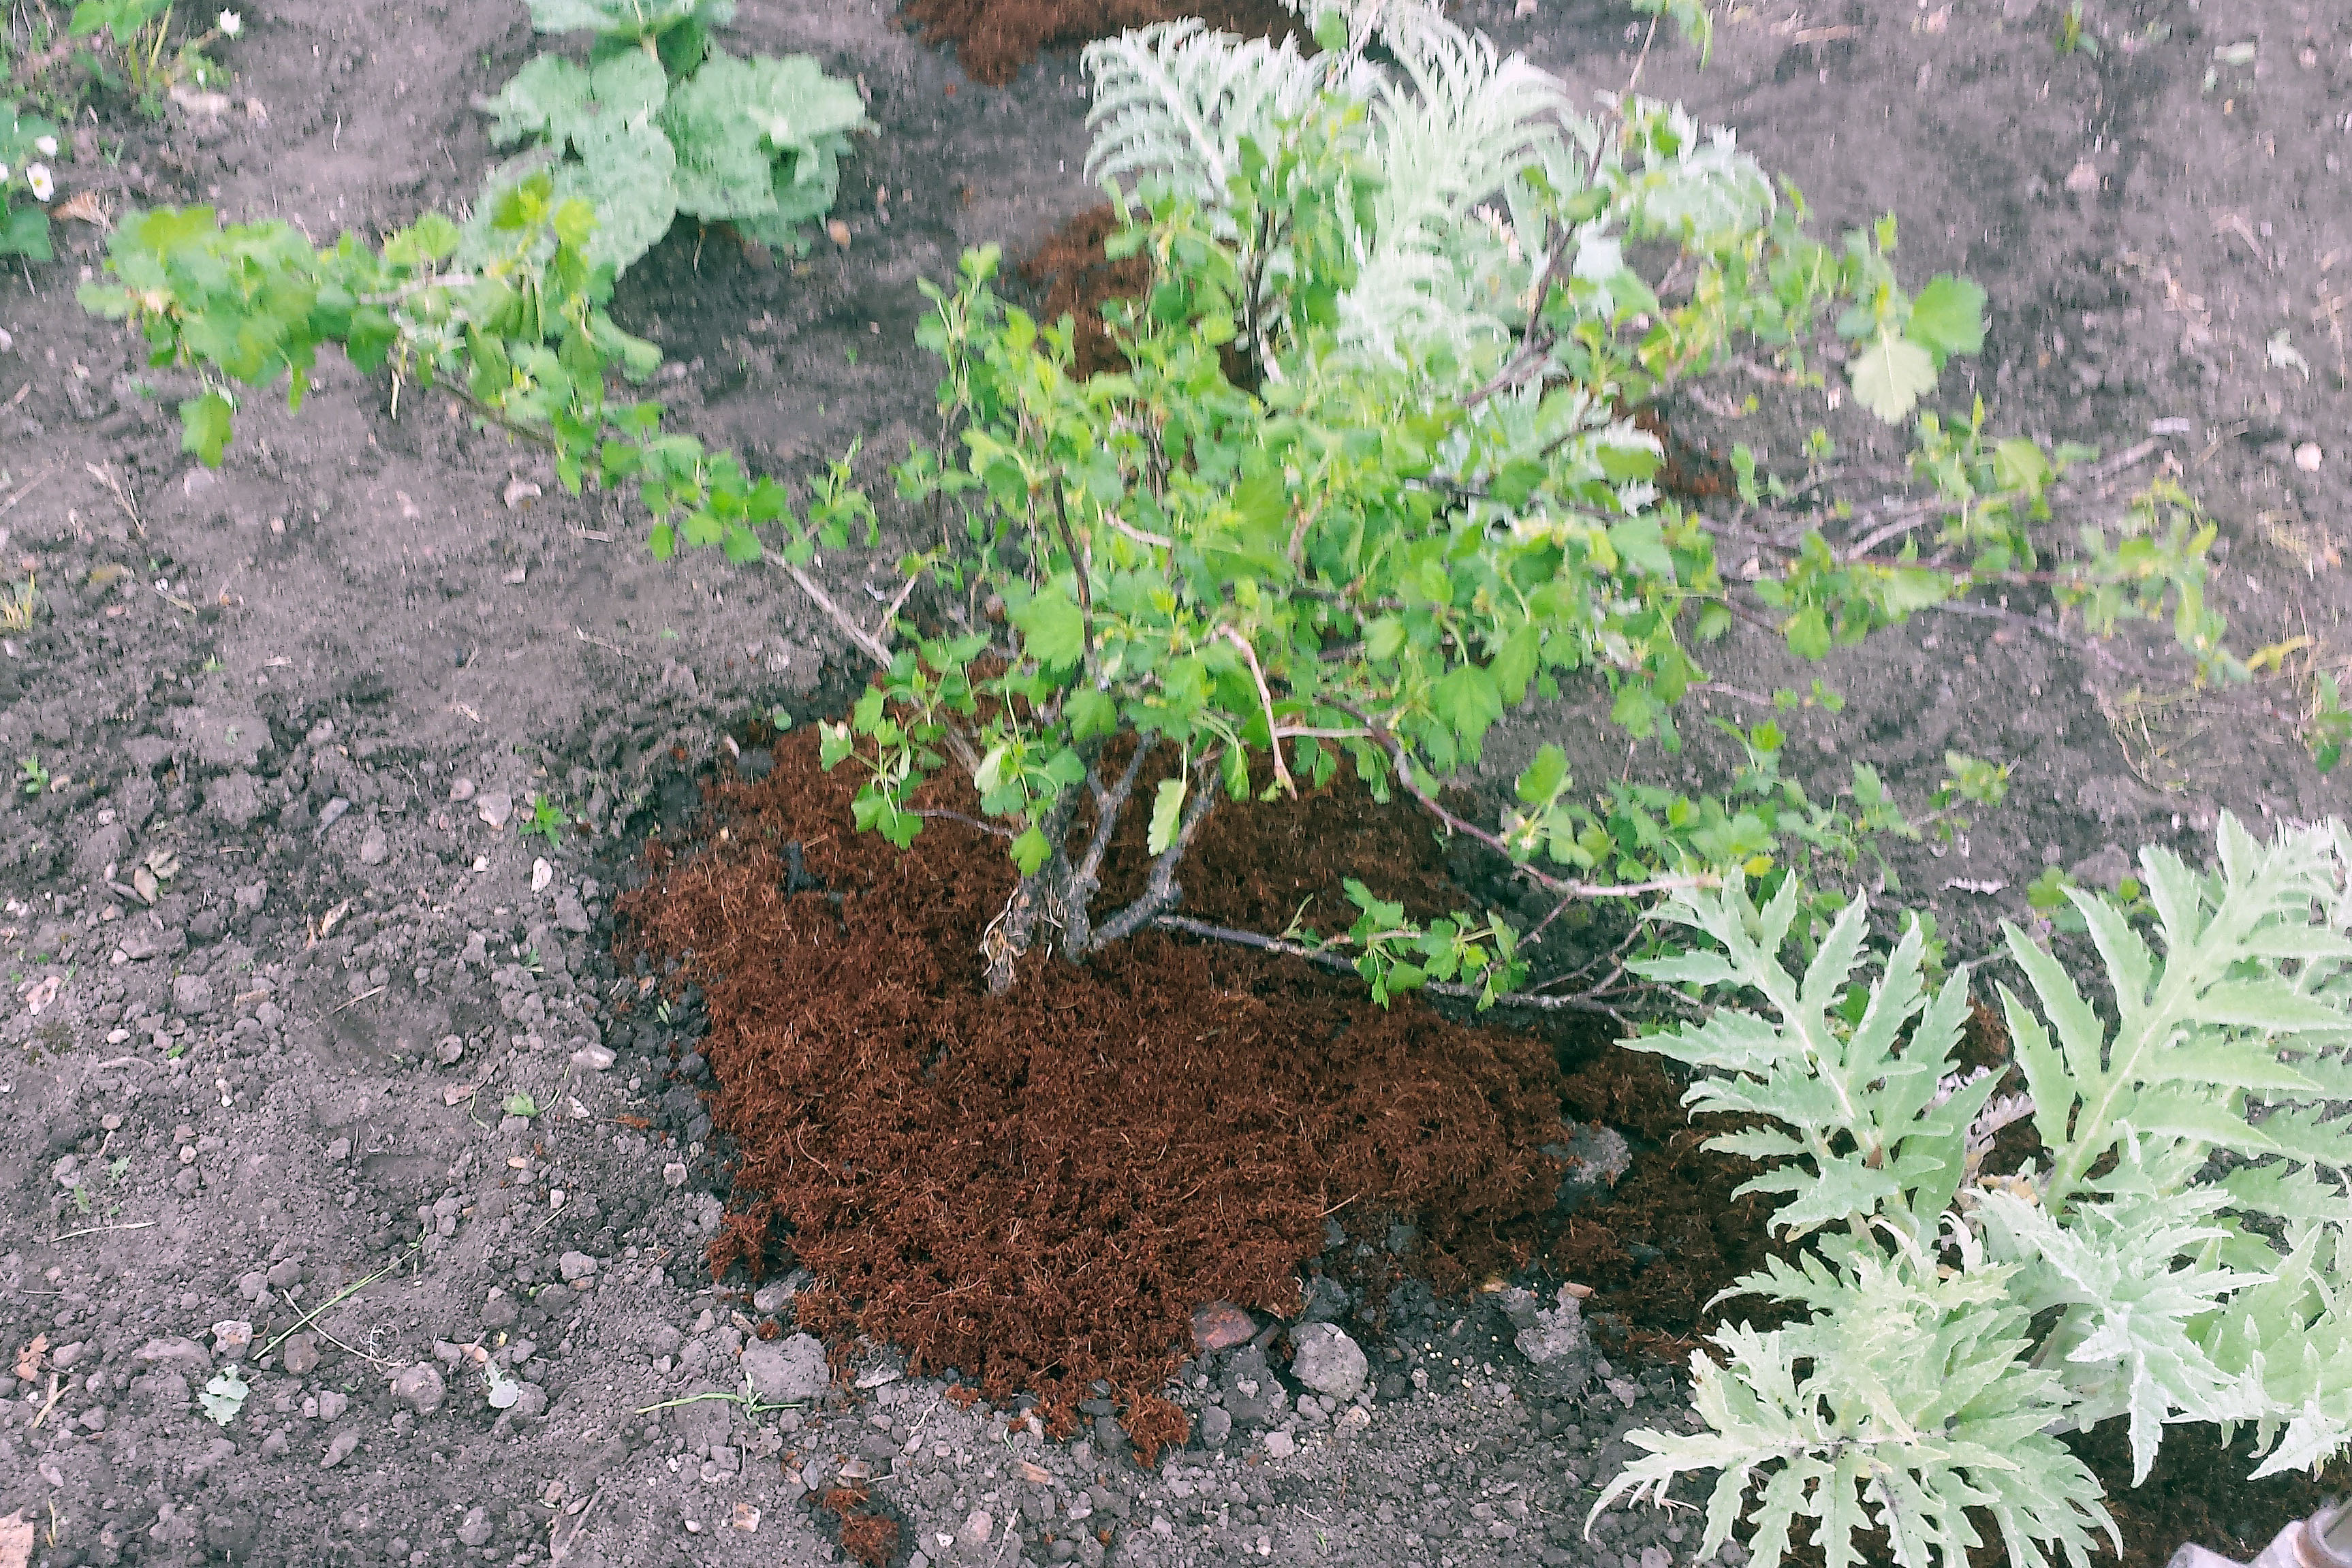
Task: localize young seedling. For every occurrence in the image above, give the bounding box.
[520,794,566,847]
[15,755,47,796]
[199,1367,249,1426]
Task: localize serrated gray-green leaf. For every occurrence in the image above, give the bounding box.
[736,138,843,251]
[732,52,868,152]
[661,52,782,221]
[482,54,589,146]
[1596,1245,2113,1568]
[553,117,678,273]
[484,49,666,151]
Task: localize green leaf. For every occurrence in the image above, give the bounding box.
[1606,518,1675,580]
[661,51,789,221]
[1784,606,1830,661]
[552,118,680,273]
[1010,825,1052,875]
[180,391,234,468]
[1008,584,1086,670]
[0,203,50,262]
[1148,777,1186,855]
[1067,689,1118,741]
[1904,274,1986,366]
[1515,744,1567,805]
[1848,335,1938,423]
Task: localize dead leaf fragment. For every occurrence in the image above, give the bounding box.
[169,83,232,116]
[54,190,111,230]
[0,1509,30,1568]
[12,1335,46,1381]
[17,974,60,1015]
[826,219,851,249]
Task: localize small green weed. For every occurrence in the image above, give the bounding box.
[520,793,565,845]
[0,574,40,631]
[16,754,48,796]
[2308,671,2350,775]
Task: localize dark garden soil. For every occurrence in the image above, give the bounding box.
[1,2,2350,1567]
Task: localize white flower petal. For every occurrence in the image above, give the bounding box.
[25,164,52,203]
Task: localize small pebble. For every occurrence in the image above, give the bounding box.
[389,1363,445,1416]
[2296,441,2324,471]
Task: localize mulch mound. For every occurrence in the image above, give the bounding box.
[1022,204,1150,380]
[900,0,1304,87]
[618,729,1576,1451]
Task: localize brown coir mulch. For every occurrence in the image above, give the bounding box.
[1022,204,1150,379]
[901,0,1304,86]
[618,728,1575,1452]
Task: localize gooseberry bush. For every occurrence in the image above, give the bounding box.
[1595,817,2352,1568]
[821,0,2223,1001]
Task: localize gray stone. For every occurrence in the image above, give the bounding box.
[358,824,388,866]
[1197,1406,1232,1448]
[455,1507,495,1548]
[1289,1323,1367,1401]
[557,1251,599,1283]
[172,973,215,1016]
[281,1335,319,1377]
[1262,1429,1296,1460]
[320,1430,360,1468]
[1543,1123,1632,1216]
[752,1271,811,1315]
[317,1390,348,1420]
[552,893,590,934]
[206,771,263,829]
[137,1336,213,1375]
[1514,1286,1595,1400]
[512,1383,548,1419]
[119,924,187,962]
[389,1363,445,1416]
[477,792,513,830]
[740,1333,830,1403]
[955,1509,995,1561]
[74,820,131,881]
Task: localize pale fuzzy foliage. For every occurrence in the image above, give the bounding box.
[1080,0,1766,364]
[1608,816,2352,1568]
[1596,1230,2114,1568]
